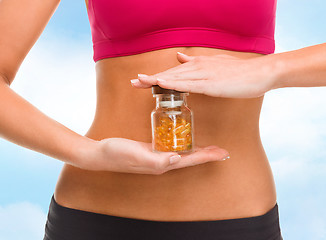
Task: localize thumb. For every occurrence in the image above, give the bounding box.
[177,52,195,63]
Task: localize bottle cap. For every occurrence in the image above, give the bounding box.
[152,85,187,95]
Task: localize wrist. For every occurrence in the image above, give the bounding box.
[68,135,101,170]
[262,52,288,91]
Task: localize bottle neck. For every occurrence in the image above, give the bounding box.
[154,93,188,109]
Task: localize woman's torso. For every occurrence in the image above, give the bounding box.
[53,1,277,222]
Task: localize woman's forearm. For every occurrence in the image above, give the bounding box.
[0,78,98,167]
[271,42,326,89]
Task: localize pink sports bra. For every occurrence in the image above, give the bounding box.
[86,0,277,62]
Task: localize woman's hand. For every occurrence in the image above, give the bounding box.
[78,137,230,175]
[130,52,278,98]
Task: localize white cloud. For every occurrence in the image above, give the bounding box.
[260,87,326,159]
[270,156,326,184]
[10,32,96,136]
[0,202,47,240]
[274,22,308,53]
[278,192,326,240]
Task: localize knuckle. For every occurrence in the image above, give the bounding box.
[186,81,194,88]
[154,160,163,170]
[193,56,202,64]
[153,159,169,173]
[186,81,198,90]
[144,159,158,170]
[194,57,206,69]
[150,164,166,175]
[195,56,204,61]
[151,74,160,80]
[129,155,142,167]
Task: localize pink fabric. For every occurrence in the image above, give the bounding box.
[87,0,277,62]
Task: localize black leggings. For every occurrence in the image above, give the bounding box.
[44,195,283,240]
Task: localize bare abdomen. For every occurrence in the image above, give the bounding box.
[54,47,277,221]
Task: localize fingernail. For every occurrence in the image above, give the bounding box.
[138,74,149,78]
[157,78,166,82]
[177,51,188,56]
[130,79,139,84]
[170,155,181,164]
[222,156,230,161]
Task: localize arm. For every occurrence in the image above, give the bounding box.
[0,78,97,167]
[271,42,326,89]
[131,43,326,97]
[0,0,97,168]
[0,77,230,173]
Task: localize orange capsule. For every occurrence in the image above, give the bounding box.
[151,86,193,153]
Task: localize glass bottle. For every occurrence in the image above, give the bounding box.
[151,85,194,153]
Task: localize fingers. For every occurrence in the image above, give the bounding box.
[131,74,209,96]
[156,79,206,94]
[145,146,230,175]
[131,69,202,87]
[130,78,153,88]
[136,74,160,86]
[140,151,181,175]
[130,74,201,88]
[100,138,229,175]
[130,61,197,89]
[120,140,229,175]
[170,146,230,170]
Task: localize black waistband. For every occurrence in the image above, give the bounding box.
[44,194,282,240]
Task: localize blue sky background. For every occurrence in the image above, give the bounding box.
[0,0,326,239]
